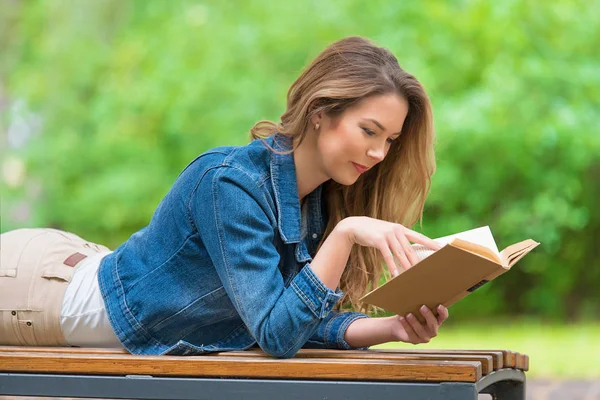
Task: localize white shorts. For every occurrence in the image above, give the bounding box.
[60,251,124,348]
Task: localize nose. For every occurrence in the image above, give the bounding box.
[366,143,386,163]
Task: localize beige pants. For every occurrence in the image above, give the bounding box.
[0,228,110,346]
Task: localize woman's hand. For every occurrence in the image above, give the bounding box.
[391,305,449,344]
[337,216,442,277]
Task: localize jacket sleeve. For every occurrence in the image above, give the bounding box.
[302,310,371,350]
[192,166,343,358]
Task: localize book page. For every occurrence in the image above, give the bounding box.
[411,226,500,262]
[500,239,541,267]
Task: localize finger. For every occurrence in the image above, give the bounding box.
[388,235,412,271]
[406,313,430,343]
[378,243,399,277]
[395,230,419,266]
[398,316,421,344]
[403,228,442,251]
[419,305,439,337]
[436,305,449,325]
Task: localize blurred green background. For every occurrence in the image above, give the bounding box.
[1,0,598,378]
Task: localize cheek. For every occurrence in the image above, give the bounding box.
[324,122,361,155]
[319,133,349,164]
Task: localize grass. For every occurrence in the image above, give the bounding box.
[372,320,600,379]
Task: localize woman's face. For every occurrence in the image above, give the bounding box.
[314,93,408,185]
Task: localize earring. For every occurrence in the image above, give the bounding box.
[315,123,320,131]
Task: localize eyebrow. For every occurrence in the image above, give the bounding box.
[363,118,401,137]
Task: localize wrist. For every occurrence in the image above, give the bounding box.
[344,315,398,348]
[335,217,356,246]
[386,315,403,342]
[384,315,402,342]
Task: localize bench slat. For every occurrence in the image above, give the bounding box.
[408,349,527,371]
[366,348,506,370]
[0,346,527,372]
[223,349,494,375]
[0,346,531,372]
[516,353,529,370]
[0,346,128,354]
[0,351,482,382]
[467,350,518,369]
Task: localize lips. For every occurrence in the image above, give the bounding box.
[352,162,369,174]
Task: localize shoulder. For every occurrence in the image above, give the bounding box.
[181,137,276,190]
[188,141,279,224]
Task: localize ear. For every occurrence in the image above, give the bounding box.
[310,111,323,126]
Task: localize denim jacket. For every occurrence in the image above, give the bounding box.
[98,134,369,357]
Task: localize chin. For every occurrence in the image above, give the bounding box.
[325,162,361,186]
[330,172,360,186]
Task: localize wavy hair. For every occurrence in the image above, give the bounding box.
[250,36,436,314]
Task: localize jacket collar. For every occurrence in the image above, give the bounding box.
[268,134,324,245]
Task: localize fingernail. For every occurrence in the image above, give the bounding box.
[420,305,427,312]
[393,270,399,277]
[407,313,414,319]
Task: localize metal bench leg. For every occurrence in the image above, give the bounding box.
[478,369,526,400]
[483,379,526,400]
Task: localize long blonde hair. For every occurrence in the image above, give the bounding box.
[251,36,436,314]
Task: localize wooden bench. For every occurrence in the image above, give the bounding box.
[0,346,528,399]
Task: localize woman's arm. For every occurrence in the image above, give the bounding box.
[307,220,401,349]
[196,167,444,354]
[308,222,354,291]
[194,166,345,358]
[310,219,449,348]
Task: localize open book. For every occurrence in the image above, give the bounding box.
[359,226,540,320]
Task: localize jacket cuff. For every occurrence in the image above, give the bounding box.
[327,312,371,350]
[291,263,343,319]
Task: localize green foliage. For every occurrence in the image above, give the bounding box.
[1,1,599,320]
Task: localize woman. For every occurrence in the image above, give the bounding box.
[0,36,447,357]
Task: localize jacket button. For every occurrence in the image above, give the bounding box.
[11,311,16,316]
[312,233,318,239]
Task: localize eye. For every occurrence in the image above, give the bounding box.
[362,127,375,136]
[386,137,398,144]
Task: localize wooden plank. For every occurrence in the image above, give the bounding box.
[469,349,518,368]
[0,347,496,375]
[290,349,498,375]
[0,346,529,372]
[364,349,505,370]
[0,346,127,354]
[465,349,530,371]
[224,349,494,375]
[0,351,482,383]
[501,350,516,367]
[516,353,529,370]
